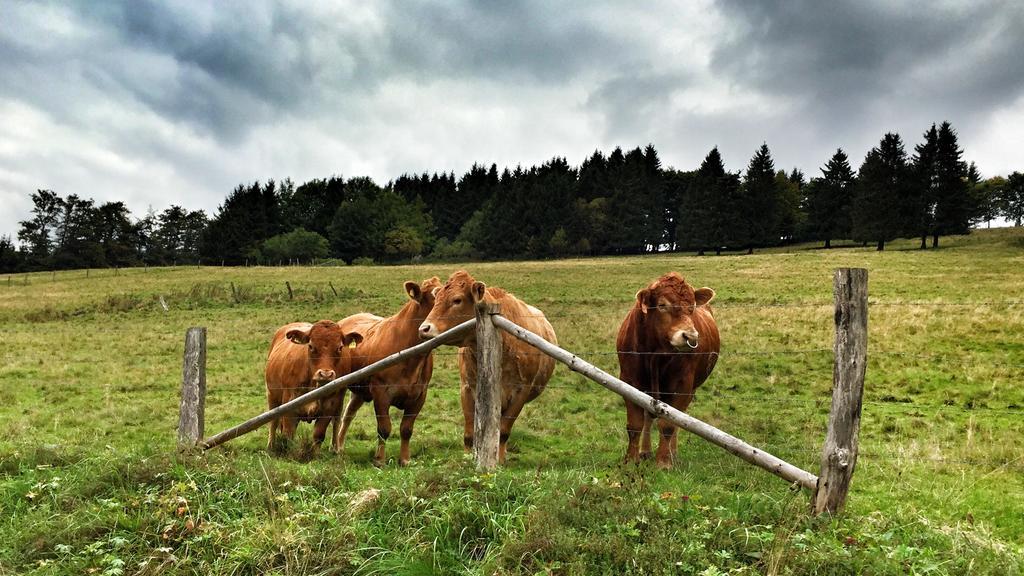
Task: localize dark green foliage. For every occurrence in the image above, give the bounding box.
[328,177,433,263]
[972,175,1005,228]
[279,177,346,238]
[909,124,940,248]
[17,189,64,269]
[261,228,329,263]
[5,127,1009,268]
[200,181,283,264]
[146,206,208,265]
[737,143,780,252]
[930,122,972,247]
[662,169,694,251]
[775,170,803,243]
[0,235,22,273]
[677,147,739,255]
[1001,172,1024,227]
[853,133,910,250]
[804,149,856,248]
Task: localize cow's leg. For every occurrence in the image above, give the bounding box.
[398,391,427,467]
[280,412,298,445]
[335,394,364,455]
[267,396,280,452]
[329,390,346,454]
[658,383,694,467]
[640,413,654,459]
[460,383,476,453]
[372,394,392,467]
[655,417,677,470]
[498,399,527,464]
[624,399,645,464]
[311,414,331,452]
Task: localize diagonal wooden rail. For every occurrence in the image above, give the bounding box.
[491,314,820,491]
[200,318,476,450]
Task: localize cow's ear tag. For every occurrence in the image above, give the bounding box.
[408,289,417,299]
[348,340,358,349]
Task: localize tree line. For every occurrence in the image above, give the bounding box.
[3,121,1023,273]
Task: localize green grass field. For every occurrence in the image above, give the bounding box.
[2,228,1023,575]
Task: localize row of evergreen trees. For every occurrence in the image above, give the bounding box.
[4,121,1023,272]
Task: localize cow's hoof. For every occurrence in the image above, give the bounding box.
[656,459,674,470]
[398,458,411,467]
[372,459,386,468]
[639,451,653,460]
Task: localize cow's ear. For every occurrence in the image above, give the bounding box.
[404,280,421,301]
[694,287,715,307]
[431,286,441,298]
[286,326,312,344]
[635,288,651,314]
[471,281,486,303]
[341,332,363,349]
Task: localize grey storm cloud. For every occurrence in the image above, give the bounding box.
[709,0,1024,155]
[1,0,1023,237]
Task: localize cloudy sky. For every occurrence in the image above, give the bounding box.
[2,0,1023,237]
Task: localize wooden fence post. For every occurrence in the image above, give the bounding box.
[178,327,207,451]
[285,281,294,300]
[474,302,502,471]
[813,268,867,515]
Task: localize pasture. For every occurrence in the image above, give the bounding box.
[2,228,1023,575]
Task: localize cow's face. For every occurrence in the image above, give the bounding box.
[287,320,363,385]
[404,276,442,316]
[635,273,715,350]
[419,270,484,340]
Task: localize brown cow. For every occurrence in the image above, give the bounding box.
[265,320,362,452]
[334,277,442,466]
[419,270,556,463]
[616,272,720,469]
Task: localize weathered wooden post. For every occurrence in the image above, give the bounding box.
[178,327,207,451]
[285,281,294,300]
[813,268,867,515]
[474,302,502,471]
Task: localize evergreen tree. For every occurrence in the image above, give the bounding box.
[774,170,802,243]
[0,235,22,273]
[931,121,971,247]
[578,150,609,202]
[662,169,694,251]
[606,147,651,254]
[678,147,735,255]
[200,180,283,264]
[910,124,939,248]
[804,149,856,248]
[853,133,909,251]
[737,143,779,253]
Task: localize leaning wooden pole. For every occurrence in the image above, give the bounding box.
[177,327,207,451]
[200,318,476,450]
[813,268,868,515]
[474,302,503,471]
[492,315,819,490]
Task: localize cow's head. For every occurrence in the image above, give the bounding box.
[403,276,442,316]
[635,272,715,350]
[419,270,484,341]
[287,320,363,385]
